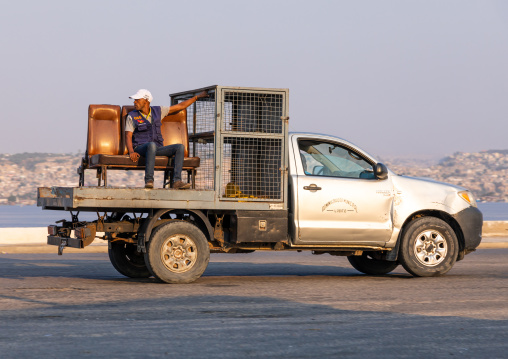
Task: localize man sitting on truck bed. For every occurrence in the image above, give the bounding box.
[126,88,208,189]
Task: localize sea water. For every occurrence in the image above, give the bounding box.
[0,203,506,228]
[0,205,99,227]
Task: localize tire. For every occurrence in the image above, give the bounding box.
[347,253,399,275]
[144,221,210,284]
[399,217,459,277]
[108,241,152,278]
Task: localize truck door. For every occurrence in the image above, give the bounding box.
[294,138,394,245]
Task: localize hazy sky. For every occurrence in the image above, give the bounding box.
[1,0,507,159]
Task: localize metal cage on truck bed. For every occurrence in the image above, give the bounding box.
[38,86,289,212]
[172,86,289,203]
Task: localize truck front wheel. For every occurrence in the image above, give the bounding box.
[399,217,459,277]
[347,253,399,275]
[144,221,210,284]
[108,241,152,278]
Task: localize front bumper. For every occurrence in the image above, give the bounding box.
[452,206,483,252]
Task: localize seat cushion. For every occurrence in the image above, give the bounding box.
[89,154,200,169]
[88,105,122,156]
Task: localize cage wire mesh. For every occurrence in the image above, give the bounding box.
[220,90,285,201]
[223,92,284,134]
[184,93,216,190]
[221,137,282,200]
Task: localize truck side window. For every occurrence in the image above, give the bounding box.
[298,140,375,179]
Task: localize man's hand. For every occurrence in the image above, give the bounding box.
[197,90,209,99]
[130,152,140,162]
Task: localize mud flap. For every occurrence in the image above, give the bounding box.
[385,239,400,261]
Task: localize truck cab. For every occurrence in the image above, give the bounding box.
[289,132,482,275]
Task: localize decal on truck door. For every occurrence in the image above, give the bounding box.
[322,198,358,213]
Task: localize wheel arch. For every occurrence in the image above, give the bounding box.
[397,210,465,261]
[182,209,214,243]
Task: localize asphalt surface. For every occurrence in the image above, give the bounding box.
[0,250,507,358]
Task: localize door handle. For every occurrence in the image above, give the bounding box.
[303,184,322,191]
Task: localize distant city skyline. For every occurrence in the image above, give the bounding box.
[1,0,507,157]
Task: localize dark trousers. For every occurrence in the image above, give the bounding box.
[134,142,184,183]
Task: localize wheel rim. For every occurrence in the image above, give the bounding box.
[413,230,448,266]
[160,234,198,273]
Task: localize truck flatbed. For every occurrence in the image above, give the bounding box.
[37,187,284,212]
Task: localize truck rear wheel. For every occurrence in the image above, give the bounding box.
[144,221,210,284]
[399,217,459,277]
[347,253,399,275]
[108,241,151,278]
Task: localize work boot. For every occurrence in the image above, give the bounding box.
[145,180,154,189]
[173,180,191,190]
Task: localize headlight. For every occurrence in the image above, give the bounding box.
[458,191,477,208]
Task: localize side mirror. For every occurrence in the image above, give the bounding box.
[374,163,388,180]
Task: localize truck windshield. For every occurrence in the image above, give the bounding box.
[299,140,375,179]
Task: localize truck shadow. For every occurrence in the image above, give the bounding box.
[2,251,505,282]
[203,260,410,279]
[0,253,416,281]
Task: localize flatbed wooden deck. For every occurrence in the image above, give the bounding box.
[37,187,286,212]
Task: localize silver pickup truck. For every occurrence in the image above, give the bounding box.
[38,86,483,283]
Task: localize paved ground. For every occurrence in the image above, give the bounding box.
[0,249,507,358]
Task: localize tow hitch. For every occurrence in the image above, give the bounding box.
[47,223,97,255]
